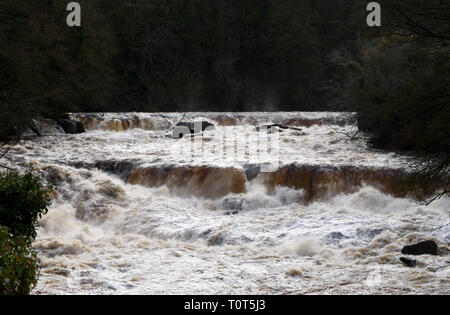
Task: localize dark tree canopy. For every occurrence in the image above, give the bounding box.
[0,0,367,116]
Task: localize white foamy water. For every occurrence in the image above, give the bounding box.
[5,112,450,294]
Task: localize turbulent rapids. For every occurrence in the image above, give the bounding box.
[5,112,450,294]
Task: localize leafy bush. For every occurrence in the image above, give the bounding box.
[0,171,50,295]
[0,226,39,295]
[0,171,51,242]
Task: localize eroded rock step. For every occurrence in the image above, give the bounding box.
[76,160,409,201]
[71,112,357,132]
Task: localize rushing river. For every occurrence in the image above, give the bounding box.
[6,112,450,294]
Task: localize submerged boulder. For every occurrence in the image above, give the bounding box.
[221,196,253,214]
[401,240,438,256]
[243,164,261,181]
[400,257,417,268]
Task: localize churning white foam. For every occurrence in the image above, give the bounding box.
[4,112,448,294]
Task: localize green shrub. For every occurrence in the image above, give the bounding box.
[0,226,39,295]
[0,171,51,242]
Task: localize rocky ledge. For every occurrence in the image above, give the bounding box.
[24,118,85,137]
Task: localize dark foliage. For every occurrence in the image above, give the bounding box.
[0,171,52,241]
[0,171,50,295]
[354,42,449,154]
[0,226,39,295]
[351,0,449,201]
[0,0,366,116]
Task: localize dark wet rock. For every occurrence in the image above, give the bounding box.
[400,257,417,268]
[172,121,215,139]
[244,164,261,181]
[26,119,65,136]
[222,197,245,210]
[286,269,303,277]
[200,229,212,237]
[255,124,303,133]
[221,196,253,213]
[280,114,357,128]
[56,119,85,134]
[401,240,438,256]
[177,121,215,131]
